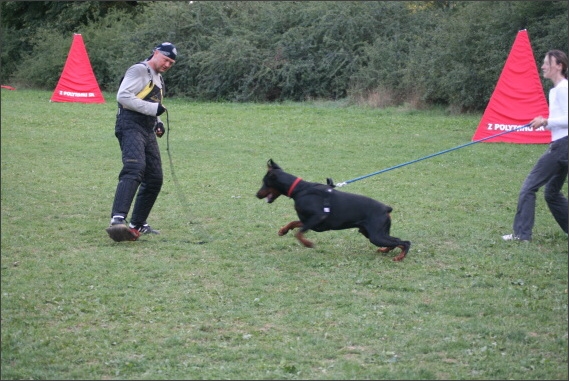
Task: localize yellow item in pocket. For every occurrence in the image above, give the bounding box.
[136,81,154,99]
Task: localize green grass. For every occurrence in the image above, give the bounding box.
[1,89,567,380]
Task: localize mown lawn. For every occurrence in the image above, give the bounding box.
[1,89,567,380]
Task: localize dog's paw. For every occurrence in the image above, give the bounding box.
[393,252,406,261]
[294,232,314,248]
[278,228,289,236]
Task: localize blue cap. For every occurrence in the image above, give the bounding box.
[153,42,177,60]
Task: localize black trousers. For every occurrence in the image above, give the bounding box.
[111,109,163,226]
[513,136,568,240]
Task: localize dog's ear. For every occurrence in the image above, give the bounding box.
[267,159,281,170]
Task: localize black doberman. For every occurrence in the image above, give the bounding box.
[255,159,411,261]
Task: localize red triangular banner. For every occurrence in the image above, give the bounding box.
[50,34,105,103]
[472,30,549,143]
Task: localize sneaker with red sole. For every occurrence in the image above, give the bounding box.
[129,222,160,235]
[106,216,140,242]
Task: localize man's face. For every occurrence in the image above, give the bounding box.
[154,51,175,73]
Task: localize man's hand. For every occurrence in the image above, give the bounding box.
[154,122,165,138]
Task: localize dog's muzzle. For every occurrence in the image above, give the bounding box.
[256,189,274,203]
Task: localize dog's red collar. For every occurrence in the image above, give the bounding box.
[287,177,302,197]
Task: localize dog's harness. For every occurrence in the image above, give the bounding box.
[288,178,333,215]
[319,187,333,214]
[306,186,333,214]
[287,177,302,197]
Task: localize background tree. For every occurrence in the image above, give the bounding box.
[1,1,566,111]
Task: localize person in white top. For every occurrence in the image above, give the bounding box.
[503,50,568,242]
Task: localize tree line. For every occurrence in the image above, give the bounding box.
[1,1,567,111]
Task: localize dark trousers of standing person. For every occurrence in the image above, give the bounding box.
[111,109,163,227]
[513,136,568,240]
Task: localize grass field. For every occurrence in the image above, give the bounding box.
[1,89,567,380]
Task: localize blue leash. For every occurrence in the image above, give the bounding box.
[335,123,533,187]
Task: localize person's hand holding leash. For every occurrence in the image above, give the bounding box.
[530,115,548,129]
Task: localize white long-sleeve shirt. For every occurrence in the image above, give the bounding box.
[547,78,568,141]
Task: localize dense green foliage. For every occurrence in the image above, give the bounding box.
[1,1,567,110]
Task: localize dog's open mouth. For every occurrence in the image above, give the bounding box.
[256,187,279,203]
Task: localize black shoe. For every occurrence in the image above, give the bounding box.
[129,223,160,235]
